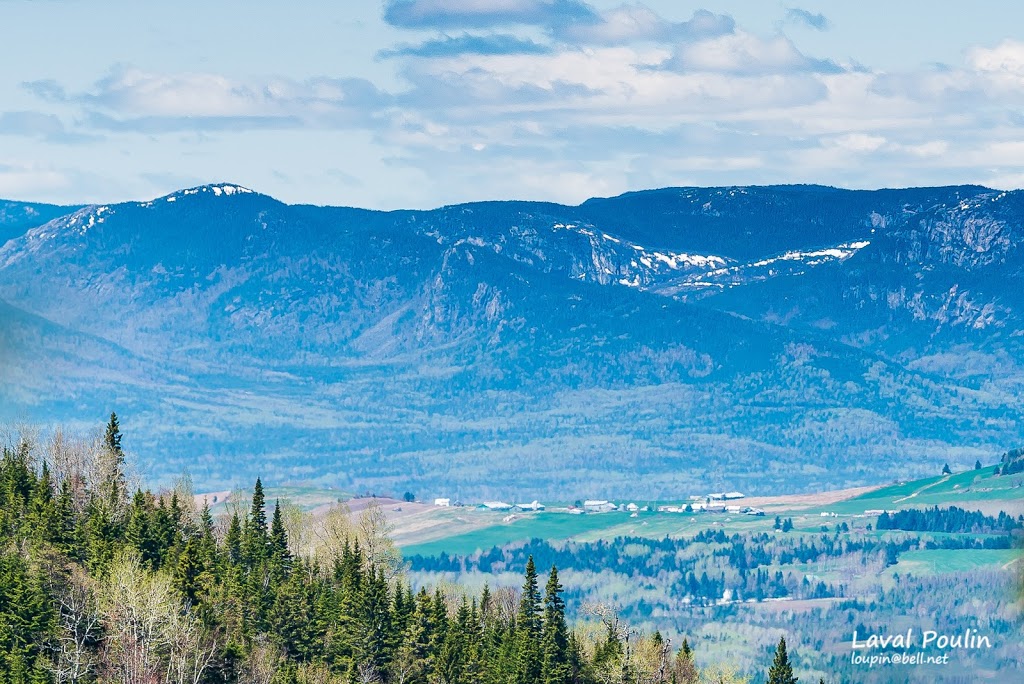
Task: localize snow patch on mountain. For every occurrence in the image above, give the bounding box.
[658,240,872,298]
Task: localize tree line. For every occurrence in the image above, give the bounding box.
[995,447,1024,476]
[876,506,1022,534]
[0,415,810,684]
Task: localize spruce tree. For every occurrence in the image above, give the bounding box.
[104,412,123,455]
[244,479,268,565]
[766,636,798,684]
[175,535,205,605]
[541,565,570,684]
[98,412,129,512]
[673,638,698,684]
[516,556,543,684]
[225,512,242,565]
[270,500,290,566]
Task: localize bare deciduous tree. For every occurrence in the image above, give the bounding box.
[237,638,281,684]
[355,660,382,684]
[47,565,100,684]
[97,551,216,684]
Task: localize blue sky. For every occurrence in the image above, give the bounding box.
[2,0,1024,208]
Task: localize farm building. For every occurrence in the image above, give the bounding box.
[434,498,451,507]
[584,500,617,513]
[515,501,545,511]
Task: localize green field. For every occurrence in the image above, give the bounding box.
[887,548,1020,574]
[822,466,1021,515]
[400,465,1023,562]
[401,511,637,556]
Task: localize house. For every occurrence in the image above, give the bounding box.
[434,498,451,507]
[515,500,545,511]
[567,506,584,515]
[481,501,513,511]
[626,503,639,512]
[583,500,617,513]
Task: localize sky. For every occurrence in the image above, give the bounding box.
[1,0,1024,209]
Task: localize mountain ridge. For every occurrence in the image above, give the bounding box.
[0,182,1020,497]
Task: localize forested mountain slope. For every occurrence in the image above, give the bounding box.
[0,184,1020,496]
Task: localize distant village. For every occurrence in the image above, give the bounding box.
[429,490,765,517]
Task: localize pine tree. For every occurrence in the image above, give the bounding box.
[198,499,218,565]
[101,412,127,509]
[541,565,570,684]
[269,568,316,661]
[516,556,543,684]
[244,479,269,566]
[766,636,798,684]
[104,412,123,455]
[672,638,698,684]
[975,459,982,470]
[175,535,205,605]
[53,479,78,555]
[942,463,952,475]
[270,500,290,567]
[435,597,470,684]
[226,512,243,565]
[28,462,58,546]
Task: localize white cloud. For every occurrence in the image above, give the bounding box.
[968,40,1024,81]
[11,9,1024,205]
[0,162,70,197]
[898,140,949,158]
[664,31,840,75]
[829,133,887,153]
[554,7,734,45]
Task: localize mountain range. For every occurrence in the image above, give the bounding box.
[0,183,1021,499]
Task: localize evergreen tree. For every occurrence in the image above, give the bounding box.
[766,636,798,684]
[516,556,543,684]
[175,535,205,605]
[541,566,570,684]
[244,479,269,566]
[101,412,127,509]
[270,499,291,567]
[226,512,243,565]
[104,412,123,455]
[942,463,952,475]
[672,638,698,684]
[975,459,982,470]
